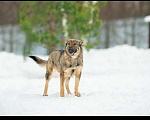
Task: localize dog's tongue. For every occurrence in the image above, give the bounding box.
[69,52,74,56]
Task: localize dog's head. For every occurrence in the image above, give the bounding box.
[65,39,83,57]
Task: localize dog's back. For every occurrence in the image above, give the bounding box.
[29,50,64,68]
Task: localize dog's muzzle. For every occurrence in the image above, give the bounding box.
[68,47,79,56]
[68,47,74,53]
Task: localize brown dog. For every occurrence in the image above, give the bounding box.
[29,39,83,97]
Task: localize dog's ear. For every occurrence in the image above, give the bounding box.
[79,40,83,48]
[65,39,69,47]
[79,41,83,46]
[66,39,69,43]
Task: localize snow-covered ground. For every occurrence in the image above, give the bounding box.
[0,45,150,116]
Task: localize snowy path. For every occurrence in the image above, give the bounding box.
[0,45,150,115]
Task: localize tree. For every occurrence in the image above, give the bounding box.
[19,1,106,55]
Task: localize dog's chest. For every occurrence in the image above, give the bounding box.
[63,58,78,75]
[66,58,78,69]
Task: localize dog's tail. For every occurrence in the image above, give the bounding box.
[29,56,47,67]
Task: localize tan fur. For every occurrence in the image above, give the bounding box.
[29,39,83,97]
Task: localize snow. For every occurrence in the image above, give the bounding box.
[144,15,150,22]
[0,45,150,115]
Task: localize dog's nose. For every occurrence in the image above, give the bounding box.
[68,47,74,53]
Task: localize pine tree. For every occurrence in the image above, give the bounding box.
[19,1,106,55]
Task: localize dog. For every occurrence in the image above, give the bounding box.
[29,39,83,97]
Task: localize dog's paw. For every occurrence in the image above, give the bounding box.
[67,91,72,95]
[43,94,48,96]
[75,92,81,97]
[60,94,65,97]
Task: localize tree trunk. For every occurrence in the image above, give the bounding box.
[48,8,56,54]
[131,19,136,46]
[44,43,56,55]
[123,20,128,44]
[9,25,14,53]
[105,21,110,48]
[1,26,6,51]
[23,34,32,60]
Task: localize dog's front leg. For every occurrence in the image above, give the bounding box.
[65,77,72,95]
[74,67,82,97]
[60,72,65,97]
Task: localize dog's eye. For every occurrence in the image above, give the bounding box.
[74,43,76,45]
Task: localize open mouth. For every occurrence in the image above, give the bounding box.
[68,49,78,56]
[68,52,74,56]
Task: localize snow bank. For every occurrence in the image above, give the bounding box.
[144,15,150,22]
[0,45,150,115]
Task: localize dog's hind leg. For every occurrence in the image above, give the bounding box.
[65,77,72,95]
[43,71,52,96]
[43,65,53,96]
